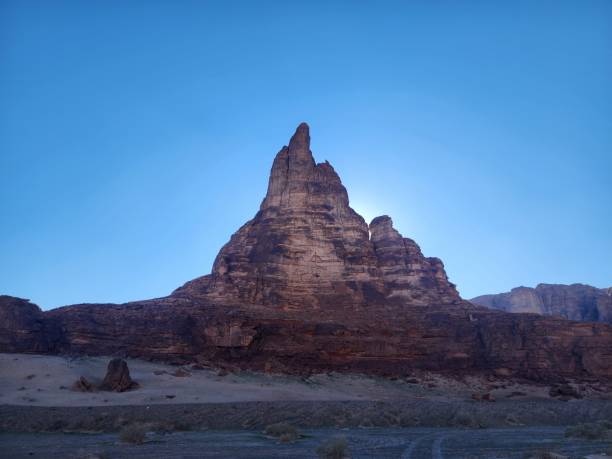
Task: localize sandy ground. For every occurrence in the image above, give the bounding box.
[3,354,612,459]
[2,353,612,437]
[2,427,612,459]
[3,352,605,407]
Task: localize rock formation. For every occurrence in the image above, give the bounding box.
[100,358,138,392]
[471,284,612,324]
[1,124,612,382]
[72,376,95,392]
[173,123,460,309]
[0,295,60,353]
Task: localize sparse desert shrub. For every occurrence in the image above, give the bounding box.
[549,383,581,399]
[78,453,110,459]
[454,412,476,427]
[521,451,559,459]
[564,420,612,440]
[279,432,297,443]
[148,419,192,432]
[72,376,95,392]
[316,435,349,459]
[119,423,149,444]
[170,420,192,432]
[172,368,191,377]
[264,422,299,440]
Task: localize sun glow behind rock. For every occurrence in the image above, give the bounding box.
[350,200,380,227]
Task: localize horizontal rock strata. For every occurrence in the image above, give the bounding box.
[2,124,612,382]
[472,284,612,324]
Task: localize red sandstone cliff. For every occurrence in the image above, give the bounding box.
[1,124,611,381]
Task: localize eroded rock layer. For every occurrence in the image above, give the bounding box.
[2,124,612,382]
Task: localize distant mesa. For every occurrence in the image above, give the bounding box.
[471,283,612,324]
[1,124,612,383]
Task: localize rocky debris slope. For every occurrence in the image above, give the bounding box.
[471,284,612,324]
[1,124,612,382]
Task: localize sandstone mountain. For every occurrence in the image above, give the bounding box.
[1,124,612,382]
[472,283,612,324]
[174,123,459,309]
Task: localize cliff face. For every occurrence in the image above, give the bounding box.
[0,296,61,353]
[472,284,612,324]
[2,124,612,382]
[173,123,459,309]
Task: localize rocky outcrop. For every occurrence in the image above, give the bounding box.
[0,296,60,353]
[471,284,612,324]
[100,358,138,392]
[173,123,460,309]
[72,376,94,392]
[1,124,612,382]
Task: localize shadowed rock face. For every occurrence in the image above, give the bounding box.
[174,123,460,309]
[471,284,612,324]
[2,124,612,382]
[0,296,61,353]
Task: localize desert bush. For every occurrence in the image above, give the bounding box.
[119,423,149,444]
[78,453,110,459]
[149,419,192,432]
[279,432,298,443]
[521,451,559,459]
[264,422,299,439]
[564,420,612,440]
[316,435,349,459]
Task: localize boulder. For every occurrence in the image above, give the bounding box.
[72,376,95,392]
[99,358,138,392]
[171,368,191,378]
[549,383,581,399]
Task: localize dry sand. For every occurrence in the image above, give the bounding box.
[0,352,450,406]
[2,352,609,408]
[0,353,549,406]
[2,353,612,433]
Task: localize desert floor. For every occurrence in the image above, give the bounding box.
[3,352,610,407]
[2,427,612,459]
[2,353,612,458]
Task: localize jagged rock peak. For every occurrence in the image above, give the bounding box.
[369,215,400,241]
[288,122,311,155]
[370,215,393,227]
[261,122,345,211]
[174,123,462,308]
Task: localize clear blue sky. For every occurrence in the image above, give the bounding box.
[1,1,611,309]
